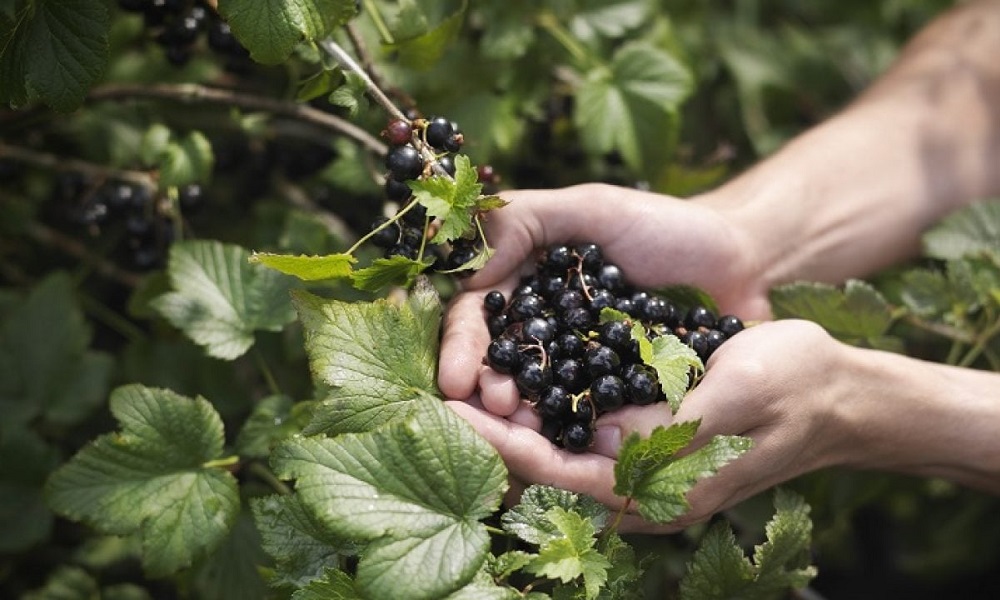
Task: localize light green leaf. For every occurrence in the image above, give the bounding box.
[291,569,360,600]
[475,194,509,212]
[526,508,610,599]
[152,241,298,360]
[0,0,109,112]
[0,272,112,435]
[613,421,700,499]
[252,494,355,589]
[411,155,484,244]
[923,199,1000,261]
[218,0,357,64]
[158,130,214,187]
[647,334,702,412]
[575,42,692,175]
[501,485,609,546]
[271,399,509,600]
[485,551,535,580]
[618,430,751,524]
[250,251,356,281]
[769,279,893,344]
[679,489,816,599]
[45,385,240,577]
[351,255,433,293]
[293,280,441,435]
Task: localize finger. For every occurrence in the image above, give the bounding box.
[445,401,630,512]
[590,403,677,458]
[478,366,522,416]
[438,290,493,400]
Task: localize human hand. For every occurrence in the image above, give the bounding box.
[446,319,855,533]
[438,183,769,414]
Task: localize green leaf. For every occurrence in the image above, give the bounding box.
[297,68,341,102]
[271,399,509,600]
[0,430,59,552]
[570,0,651,40]
[291,569,361,600]
[613,421,699,499]
[387,0,467,70]
[22,566,99,600]
[188,513,269,600]
[252,494,355,589]
[596,533,645,600]
[45,385,240,577]
[575,42,692,175]
[218,0,357,65]
[410,155,484,244]
[351,255,433,293]
[235,395,306,459]
[158,130,214,187]
[140,124,173,168]
[437,244,495,275]
[647,334,702,412]
[0,0,109,112]
[485,551,535,581]
[501,485,609,546]
[614,425,751,524]
[329,71,367,117]
[769,279,893,344]
[152,240,298,360]
[250,251,356,281]
[0,272,112,435]
[679,489,816,600]
[923,199,1000,261]
[294,281,442,435]
[526,508,611,599]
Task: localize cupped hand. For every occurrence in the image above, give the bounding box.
[446,319,857,533]
[438,183,769,412]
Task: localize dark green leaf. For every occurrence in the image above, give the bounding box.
[501,485,608,546]
[22,566,98,600]
[678,522,755,599]
[613,421,699,499]
[272,399,508,600]
[387,0,467,70]
[188,513,269,600]
[291,569,361,600]
[218,0,357,64]
[152,241,298,360]
[329,71,367,117]
[0,430,59,552]
[45,385,240,577]
[293,280,441,435]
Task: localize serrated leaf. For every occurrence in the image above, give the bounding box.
[486,551,535,580]
[218,0,356,65]
[613,421,700,499]
[329,71,367,117]
[351,255,433,293]
[769,279,893,344]
[575,42,692,175]
[923,199,1000,261]
[0,272,112,435]
[411,155,484,244]
[501,485,609,546]
[293,281,441,435]
[158,131,214,187]
[387,0,466,70]
[596,533,645,600]
[152,241,298,360]
[291,568,360,600]
[235,395,305,459]
[526,508,610,599]
[271,399,508,600]
[622,433,752,524]
[45,385,240,577]
[647,334,702,411]
[679,489,816,600]
[252,494,355,588]
[475,194,509,212]
[250,251,356,281]
[438,244,495,275]
[0,0,109,112]
[900,269,952,318]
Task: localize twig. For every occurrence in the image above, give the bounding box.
[88,83,387,156]
[0,143,156,190]
[319,38,406,122]
[24,222,143,288]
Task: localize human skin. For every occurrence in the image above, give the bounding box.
[438,0,1000,532]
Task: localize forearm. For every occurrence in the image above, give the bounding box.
[700,0,1000,288]
[836,347,1000,493]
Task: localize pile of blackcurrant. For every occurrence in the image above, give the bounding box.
[367,116,487,272]
[118,0,250,67]
[482,243,744,453]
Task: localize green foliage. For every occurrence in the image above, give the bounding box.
[770,279,895,346]
[218,0,357,64]
[923,199,1000,261]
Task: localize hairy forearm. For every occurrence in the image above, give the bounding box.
[701,0,1000,289]
[835,346,1000,493]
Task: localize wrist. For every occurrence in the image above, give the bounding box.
[835,346,1000,492]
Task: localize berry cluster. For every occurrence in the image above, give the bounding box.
[118,0,250,67]
[482,243,744,453]
[368,116,486,272]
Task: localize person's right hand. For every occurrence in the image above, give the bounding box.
[438,182,770,416]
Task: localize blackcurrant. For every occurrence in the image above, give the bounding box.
[561,307,593,331]
[585,344,620,377]
[385,145,423,181]
[508,293,544,322]
[369,217,400,248]
[590,374,625,411]
[598,320,633,353]
[536,385,571,419]
[486,337,520,374]
[424,117,454,149]
[542,245,573,273]
[521,317,555,345]
[483,290,506,314]
[383,119,413,146]
[717,315,745,338]
[553,358,587,393]
[385,177,412,201]
[683,330,709,361]
[626,370,659,406]
[562,421,593,453]
[685,305,717,330]
[515,359,552,397]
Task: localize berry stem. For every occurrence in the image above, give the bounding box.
[248,462,293,496]
[360,0,395,44]
[345,197,421,256]
[320,38,407,122]
[536,11,599,69]
[957,314,1000,367]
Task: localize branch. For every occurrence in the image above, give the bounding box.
[88,83,387,156]
[24,222,143,288]
[0,143,156,190]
